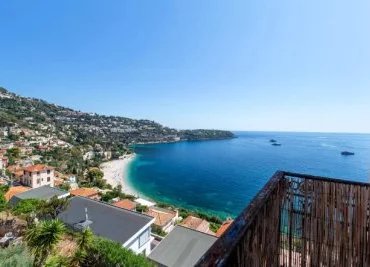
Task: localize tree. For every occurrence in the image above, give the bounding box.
[0,192,7,212]
[71,228,94,266]
[81,236,153,267]
[85,168,106,188]
[12,199,42,216]
[6,147,21,164]
[37,196,70,220]
[25,220,66,267]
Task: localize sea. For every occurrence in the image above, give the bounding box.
[127,132,370,219]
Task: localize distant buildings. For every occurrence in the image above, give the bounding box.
[22,164,55,188]
[70,187,100,200]
[58,197,155,255]
[180,215,215,236]
[113,199,137,211]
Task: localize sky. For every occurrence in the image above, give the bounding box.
[0,0,370,133]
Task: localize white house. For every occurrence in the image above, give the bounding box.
[22,164,55,188]
[58,197,155,255]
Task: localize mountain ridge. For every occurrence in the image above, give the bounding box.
[0,87,235,148]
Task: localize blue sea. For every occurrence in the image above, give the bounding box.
[127,132,370,219]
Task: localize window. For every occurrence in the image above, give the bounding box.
[139,229,150,248]
[37,178,40,184]
[47,170,50,174]
[47,177,50,182]
[37,172,40,176]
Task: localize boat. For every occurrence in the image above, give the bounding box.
[269,139,277,143]
[272,143,281,146]
[341,151,355,156]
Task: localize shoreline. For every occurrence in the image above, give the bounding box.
[100,154,139,196]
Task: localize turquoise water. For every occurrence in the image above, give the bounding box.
[127,132,370,219]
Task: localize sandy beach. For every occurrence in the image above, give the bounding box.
[100,154,138,196]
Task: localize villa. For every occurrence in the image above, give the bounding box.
[181,215,215,236]
[58,197,155,255]
[145,206,178,233]
[22,164,55,188]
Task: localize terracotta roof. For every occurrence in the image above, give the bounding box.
[145,207,177,227]
[70,187,99,197]
[4,186,30,201]
[113,199,137,211]
[181,216,205,229]
[181,216,216,236]
[24,164,53,173]
[7,165,23,172]
[216,219,234,237]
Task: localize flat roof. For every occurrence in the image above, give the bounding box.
[58,197,154,245]
[148,226,217,267]
[9,186,69,206]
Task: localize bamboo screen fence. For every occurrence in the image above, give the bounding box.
[196,171,370,267]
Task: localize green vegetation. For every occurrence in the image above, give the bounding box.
[80,236,154,267]
[12,199,43,216]
[0,244,33,267]
[151,225,167,237]
[11,197,69,222]
[37,196,70,220]
[0,88,234,153]
[25,220,66,267]
[5,147,21,164]
[0,185,8,212]
[155,201,223,232]
[100,185,135,202]
[83,168,107,188]
[136,204,149,213]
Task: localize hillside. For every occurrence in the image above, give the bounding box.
[0,87,234,149]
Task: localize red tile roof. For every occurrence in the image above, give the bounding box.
[24,164,53,173]
[145,207,177,227]
[70,187,99,198]
[216,219,234,237]
[113,199,137,211]
[181,215,215,235]
[5,186,31,201]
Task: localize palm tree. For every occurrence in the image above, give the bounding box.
[71,228,94,266]
[25,220,66,267]
[76,228,93,252]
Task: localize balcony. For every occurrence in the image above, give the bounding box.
[197,171,370,266]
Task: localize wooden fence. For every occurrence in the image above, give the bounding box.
[196,171,370,267]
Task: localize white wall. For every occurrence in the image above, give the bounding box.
[124,227,152,256]
[24,169,55,188]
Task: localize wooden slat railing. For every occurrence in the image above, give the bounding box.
[196,171,370,267]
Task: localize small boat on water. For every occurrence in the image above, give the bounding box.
[270,139,277,143]
[341,151,355,156]
[272,143,282,146]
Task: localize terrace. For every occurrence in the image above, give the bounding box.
[197,171,370,266]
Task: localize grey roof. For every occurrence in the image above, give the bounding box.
[58,196,154,244]
[149,226,217,267]
[9,186,69,206]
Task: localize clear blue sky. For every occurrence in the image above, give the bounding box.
[1,0,369,133]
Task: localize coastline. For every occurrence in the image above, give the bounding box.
[100,154,138,196]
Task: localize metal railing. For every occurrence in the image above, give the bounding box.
[196,171,370,267]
